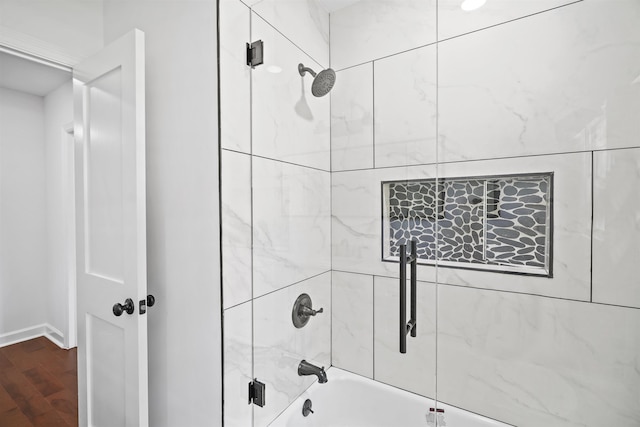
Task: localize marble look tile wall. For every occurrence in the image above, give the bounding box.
[253,273,331,427]
[593,148,640,309]
[332,273,438,397]
[333,153,590,301]
[220,0,251,153]
[221,150,252,309]
[251,0,330,68]
[437,0,577,41]
[251,14,330,171]
[436,153,592,301]
[374,45,437,168]
[253,157,331,298]
[374,277,436,398]
[330,63,374,171]
[332,164,437,283]
[223,302,253,427]
[438,0,640,163]
[220,0,640,424]
[326,1,640,425]
[330,0,436,70]
[331,271,373,378]
[438,285,640,426]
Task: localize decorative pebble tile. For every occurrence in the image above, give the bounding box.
[384,173,552,275]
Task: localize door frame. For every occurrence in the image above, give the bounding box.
[0,43,77,350]
[63,122,77,349]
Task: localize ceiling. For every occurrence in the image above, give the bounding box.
[0,51,71,97]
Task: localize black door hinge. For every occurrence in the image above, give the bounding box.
[248,379,266,407]
[246,40,264,68]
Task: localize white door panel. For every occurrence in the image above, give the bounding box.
[74,29,148,427]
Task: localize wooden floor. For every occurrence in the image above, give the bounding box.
[0,337,77,426]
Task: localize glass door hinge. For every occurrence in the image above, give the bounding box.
[246,40,264,68]
[248,379,266,407]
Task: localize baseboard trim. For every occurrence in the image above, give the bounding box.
[45,325,65,349]
[0,324,67,349]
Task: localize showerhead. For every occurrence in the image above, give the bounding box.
[298,63,336,97]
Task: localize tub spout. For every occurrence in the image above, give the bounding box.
[298,360,328,383]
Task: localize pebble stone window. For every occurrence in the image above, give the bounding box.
[382,173,553,276]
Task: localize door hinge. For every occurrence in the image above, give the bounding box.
[248,379,266,407]
[246,40,264,68]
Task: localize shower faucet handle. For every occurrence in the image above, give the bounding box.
[292,293,323,328]
[300,305,323,317]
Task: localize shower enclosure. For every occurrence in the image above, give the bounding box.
[220,0,640,426]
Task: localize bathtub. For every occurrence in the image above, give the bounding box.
[270,367,512,427]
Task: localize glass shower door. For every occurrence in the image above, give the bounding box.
[248,5,333,427]
[435,1,640,426]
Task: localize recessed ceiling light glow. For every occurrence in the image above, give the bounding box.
[461,0,486,11]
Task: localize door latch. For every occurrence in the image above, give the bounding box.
[139,295,156,315]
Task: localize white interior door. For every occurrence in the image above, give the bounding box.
[74,29,148,427]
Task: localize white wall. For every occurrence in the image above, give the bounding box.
[0,0,103,66]
[3,1,223,424]
[44,80,74,344]
[0,87,48,337]
[102,1,222,426]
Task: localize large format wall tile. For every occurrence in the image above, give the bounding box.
[220,0,251,153]
[332,271,373,378]
[253,157,331,297]
[374,45,437,168]
[222,150,252,309]
[223,302,253,427]
[251,14,330,171]
[330,63,374,171]
[252,0,330,68]
[593,148,640,308]
[253,273,331,427]
[438,286,640,427]
[332,165,437,282]
[374,276,436,398]
[330,0,436,70]
[333,153,591,301]
[437,153,592,301]
[437,0,576,41]
[438,0,640,163]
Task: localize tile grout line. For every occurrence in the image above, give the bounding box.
[434,1,439,406]
[330,145,640,174]
[332,0,584,73]
[251,152,331,173]
[371,274,375,381]
[590,151,594,303]
[329,269,640,311]
[250,9,327,69]
[372,60,376,170]
[252,270,333,302]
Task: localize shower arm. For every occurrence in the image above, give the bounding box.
[298,64,317,77]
